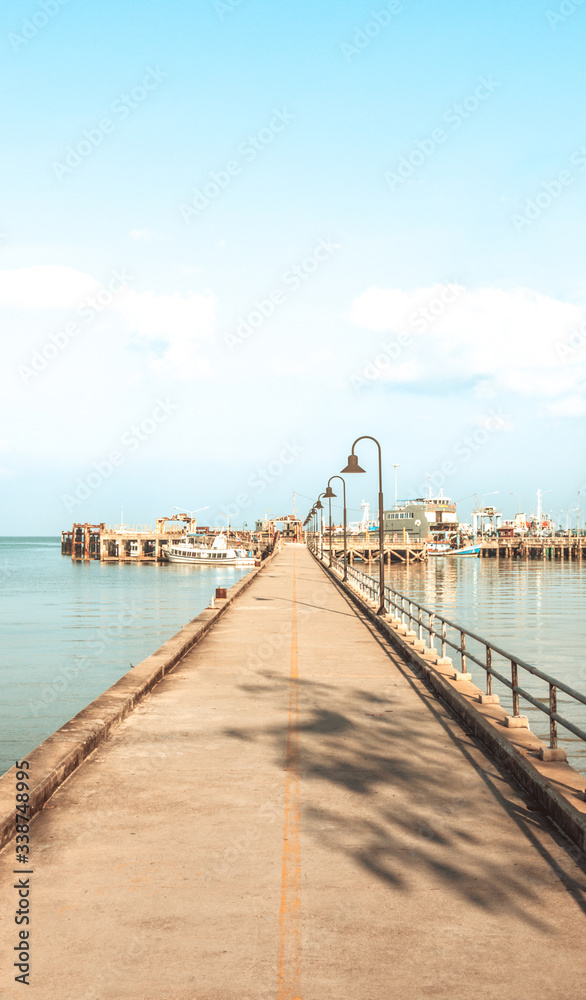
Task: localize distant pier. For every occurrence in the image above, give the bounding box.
[479,537,585,559]
[61,513,302,563]
[324,535,428,564]
[321,534,586,563]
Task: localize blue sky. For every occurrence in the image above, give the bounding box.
[1,0,586,532]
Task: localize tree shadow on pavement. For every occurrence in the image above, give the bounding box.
[224,656,586,931]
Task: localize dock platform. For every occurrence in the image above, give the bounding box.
[1,545,585,998]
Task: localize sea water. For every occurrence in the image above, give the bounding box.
[3,540,586,778]
[0,537,250,776]
[379,556,586,773]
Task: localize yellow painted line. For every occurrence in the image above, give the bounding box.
[277,549,303,1000]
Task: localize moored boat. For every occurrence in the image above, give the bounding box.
[164,533,256,566]
[383,492,459,552]
[448,543,481,557]
[427,541,453,555]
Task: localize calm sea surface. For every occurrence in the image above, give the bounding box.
[3,540,586,779]
[0,537,250,776]
[379,556,586,773]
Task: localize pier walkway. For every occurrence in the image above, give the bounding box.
[1,545,586,998]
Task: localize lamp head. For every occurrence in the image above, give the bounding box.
[323,486,336,499]
[341,453,366,474]
[315,500,323,510]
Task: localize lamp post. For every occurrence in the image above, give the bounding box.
[391,464,400,506]
[509,491,521,515]
[174,505,210,531]
[324,475,347,579]
[316,495,325,559]
[480,491,499,539]
[578,491,581,536]
[342,436,385,614]
[326,489,333,567]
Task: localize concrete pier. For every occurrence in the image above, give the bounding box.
[1,545,586,998]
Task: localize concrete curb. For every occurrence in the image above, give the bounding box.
[311,551,586,856]
[0,546,281,853]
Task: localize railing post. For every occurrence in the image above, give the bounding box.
[486,645,492,695]
[460,631,467,674]
[418,606,423,641]
[511,660,519,717]
[549,683,558,749]
[441,621,447,659]
[429,613,436,653]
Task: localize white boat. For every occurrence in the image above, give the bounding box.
[164,533,256,566]
[427,541,453,556]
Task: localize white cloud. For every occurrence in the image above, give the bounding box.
[545,395,586,417]
[498,368,584,397]
[0,265,99,309]
[350,283,586,413]
[118,289,216,379]
[0,265,217,380]
[350,286,437,332]
[129,229,154,242]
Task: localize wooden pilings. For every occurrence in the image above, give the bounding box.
[481,538,586,559]
[325,538,427,565]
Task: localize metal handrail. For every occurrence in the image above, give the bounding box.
[307,535,586,750]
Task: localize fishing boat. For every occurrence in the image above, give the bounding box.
[449,543,481,557]
[427,541,453,555]
[164,533,256,566]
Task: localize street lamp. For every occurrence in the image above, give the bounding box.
[174,505,210,535]
[479,491,499,539]
[324,475,347,579]
[578,491,581,536]
[342,436,385,614]
[560,509,571,536]
[509,491,521,516]
[315,495,326,558]
[323,487,334,567]
[174,505,209,519]
[391,464,400,506]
